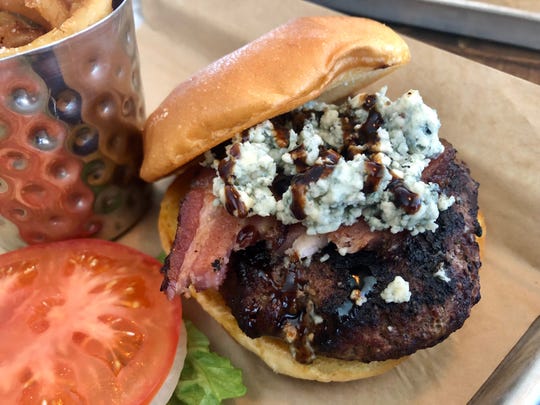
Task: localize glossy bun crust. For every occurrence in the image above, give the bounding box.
[141,16,411,182]
[159,175,402,382]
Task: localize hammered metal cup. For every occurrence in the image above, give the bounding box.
[0,0,150,252]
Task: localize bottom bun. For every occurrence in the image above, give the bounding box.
[189,287,402,382]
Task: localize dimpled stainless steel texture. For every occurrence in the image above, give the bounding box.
[0,0,150,253]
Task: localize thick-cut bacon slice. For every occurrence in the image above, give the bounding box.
[163,169,243,298]
[163,168,282,298]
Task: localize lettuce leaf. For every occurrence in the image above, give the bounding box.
[167,321,247,405]
[156,250,168,264]
[155,252,246,404]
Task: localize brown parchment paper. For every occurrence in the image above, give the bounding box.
[120,0,540,403]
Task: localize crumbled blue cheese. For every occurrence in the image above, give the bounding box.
[355,89,449,235]
[434,263,451,283]
[374,88,443,158]
[363,179,445,235]
[380,276,411,303]
[213,138,277,216]
[212,88,454,236]
[307,103,345,150]
[277,154,369,234]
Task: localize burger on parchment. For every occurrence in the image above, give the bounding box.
[140,16,484,382]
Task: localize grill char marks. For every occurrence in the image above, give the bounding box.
[220,142,482,363]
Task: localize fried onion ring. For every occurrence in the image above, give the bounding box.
[0,0,112,58]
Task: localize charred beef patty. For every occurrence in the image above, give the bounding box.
[220,143,482,363]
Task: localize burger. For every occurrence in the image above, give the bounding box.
[140,16,484,382]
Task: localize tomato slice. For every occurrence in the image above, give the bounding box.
[0,239,182,405]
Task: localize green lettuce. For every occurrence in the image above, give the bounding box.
[156,250,168,264]
[156,252,246,404]
[167,321,247,405]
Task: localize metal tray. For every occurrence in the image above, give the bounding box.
[308,0,540,50]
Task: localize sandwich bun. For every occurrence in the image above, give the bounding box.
[141,16,411,182]
[147,16,485,382]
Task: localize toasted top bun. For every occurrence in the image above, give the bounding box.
[141,16,411,182]
[0,0,112,58]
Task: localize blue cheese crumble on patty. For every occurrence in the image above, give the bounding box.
[210,88,454,235]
